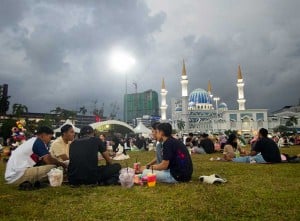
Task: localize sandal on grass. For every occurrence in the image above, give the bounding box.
[199,174,227,184]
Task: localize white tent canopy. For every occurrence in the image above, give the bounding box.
[133,122,151,136]
[54,119,80,133]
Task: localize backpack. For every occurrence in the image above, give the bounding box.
[171,145,193,182]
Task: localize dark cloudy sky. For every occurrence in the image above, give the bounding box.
[1,0,300,118]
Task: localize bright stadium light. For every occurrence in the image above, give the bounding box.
[109,49,136,73]
[109,48,136,123]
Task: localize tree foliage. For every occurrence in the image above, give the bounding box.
[78,106,87,115]
[0,118,16,144]
[12,103,28,117]
[50,106,76,127]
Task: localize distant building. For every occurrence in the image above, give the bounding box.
[0,84,9,115]
[268,104,300,133]
[1,112,100,130]
[124,90,159,124]
[0,84,8,98]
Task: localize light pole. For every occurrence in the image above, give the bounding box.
[109,49,136,123]
[213,97,220,133]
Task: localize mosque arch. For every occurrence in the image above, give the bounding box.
[241,116,251,131]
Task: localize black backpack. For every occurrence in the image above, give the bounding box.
[170,144,193,182]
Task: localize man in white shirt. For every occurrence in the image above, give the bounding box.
[5,126,67,190]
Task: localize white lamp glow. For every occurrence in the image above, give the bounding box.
[109,49,136,72]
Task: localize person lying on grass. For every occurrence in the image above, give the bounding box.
[140,123,193,183]
[232,128,281,163]
[5,126,67,190]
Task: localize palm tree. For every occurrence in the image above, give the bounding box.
[50,106,62,115]
[12,103,28,117]
[50,106,63,127]
[78,106,87,115]
[61,109,77,120]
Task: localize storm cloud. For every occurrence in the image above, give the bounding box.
[0,0,299,118]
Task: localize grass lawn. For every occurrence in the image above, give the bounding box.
[0,146,300,221]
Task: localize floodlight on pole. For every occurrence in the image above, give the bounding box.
[109,48,136,123]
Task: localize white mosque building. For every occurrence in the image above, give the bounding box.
[164,61,269,135]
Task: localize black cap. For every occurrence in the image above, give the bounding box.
[201,133,209,138]
[80,126,94,136]
[36,126,54,135]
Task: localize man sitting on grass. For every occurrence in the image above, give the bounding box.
[50,124,75,163]
[233,128,281,163]
[140,123,193,183]
[68,126,121,186]
[145,122,163,167]
[5,126,67,190]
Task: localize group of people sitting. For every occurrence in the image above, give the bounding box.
[184,128,287,164]
[4,122,193,190]
[223,128,282,163]
[5,120,296,190]
[185,133,215,154]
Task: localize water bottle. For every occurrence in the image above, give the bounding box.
[235,149,240,158]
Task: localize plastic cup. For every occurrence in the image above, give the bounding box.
[147,173,156,187]
[133,162,141,174]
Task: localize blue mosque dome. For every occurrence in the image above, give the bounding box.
[188,88,212,105]
[219,102,228,108]
[175,107,182,112]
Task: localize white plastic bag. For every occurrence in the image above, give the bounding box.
[47,168,63,187]
[119,167,135,188]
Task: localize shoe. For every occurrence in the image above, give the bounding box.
[199,174,227,184]
[19,181,34,191]
[33,181,49,189]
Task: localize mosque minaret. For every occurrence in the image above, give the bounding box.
[180,60,189,130]
[160,77,168,121]
[237,65,246,110]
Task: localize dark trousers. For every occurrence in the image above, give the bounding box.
[97,163,121,185]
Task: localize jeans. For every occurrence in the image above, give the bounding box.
[156,142,163,164]
[233,154,267,163]
[142,169,177,183]
[193,146,207,154]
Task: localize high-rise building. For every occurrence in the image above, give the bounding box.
[124,90,159,123]
[0,84,9,115]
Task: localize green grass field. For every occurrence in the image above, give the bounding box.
[0,146,300,221]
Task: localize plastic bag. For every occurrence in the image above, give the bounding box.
[119,167,135,188]
[47,168,63,187]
